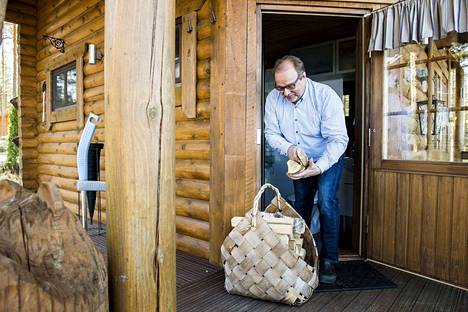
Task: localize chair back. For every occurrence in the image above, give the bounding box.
[77,113,100,181]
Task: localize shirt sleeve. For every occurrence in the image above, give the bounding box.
[264,92,293,156]
[315,87,349,173]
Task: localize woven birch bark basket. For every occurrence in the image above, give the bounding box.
[221,183,319,305]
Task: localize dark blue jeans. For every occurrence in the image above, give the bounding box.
[293,155,345,263]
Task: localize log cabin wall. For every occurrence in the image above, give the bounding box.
[7,0,106,219]
[5,0,38,190]
[175,0,212,259]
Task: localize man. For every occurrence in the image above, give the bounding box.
[264,55,348,284]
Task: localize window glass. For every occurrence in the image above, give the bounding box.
[383,34,468,162]
[52,62,77,111]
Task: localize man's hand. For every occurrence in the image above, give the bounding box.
[287,160,322,180]
[287,145,300,163]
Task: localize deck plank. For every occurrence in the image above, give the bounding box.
[89,229,467,312]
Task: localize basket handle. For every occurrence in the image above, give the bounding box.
[251,183,283,227]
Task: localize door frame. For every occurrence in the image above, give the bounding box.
[247,2,373,258]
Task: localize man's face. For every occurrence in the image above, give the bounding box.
[274,62,306,103]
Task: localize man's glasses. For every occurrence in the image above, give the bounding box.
[275,73,303,92]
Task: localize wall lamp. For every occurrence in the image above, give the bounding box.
[43,35,65,53]
[87,43,104,64]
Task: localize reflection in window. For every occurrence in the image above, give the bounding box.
[52,61,77,111]
[383,34,468,162]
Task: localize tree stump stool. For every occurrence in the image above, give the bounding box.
[0,180,108,311]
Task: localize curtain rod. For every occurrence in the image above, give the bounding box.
[364,0,408,17]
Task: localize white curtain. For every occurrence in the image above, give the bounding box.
[368,0,468,51]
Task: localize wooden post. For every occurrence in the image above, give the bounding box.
[105,0,176,311]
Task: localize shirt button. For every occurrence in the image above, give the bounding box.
[295,131,298,133]
[297,142,300,145]
[294,119,297,122]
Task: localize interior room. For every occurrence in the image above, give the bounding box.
[262,13,360,255]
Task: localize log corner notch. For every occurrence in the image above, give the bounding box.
[105,0,176,311]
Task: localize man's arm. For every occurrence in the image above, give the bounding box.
[264,93,294,156]
[315,89,349,173]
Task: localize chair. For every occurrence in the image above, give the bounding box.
[77,113,106,230]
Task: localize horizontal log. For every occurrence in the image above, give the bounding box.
[21,130,37,139]
[37,17,104,62]
[84,71,104,89]
[36,29,104,70]
[63,200,107,224]
[84,58,103,76]
[37,153,105,170]
[20,44,36,57]
[21,65,36,77]
[175,159,210,180]
[6,10,36,26]
[20,96,37,108]
[175,140,210,160]
[175,100,209,121]
[51,120,79,132]
[176,216,209,241]
[37,0,104,45]
[176,196,209,221]
[20,25,35,36]
[197,59,210,80]
[84,100,104,115]
[176,120,210,140]
[22,179,38,191]
[38,142,77,155]
[197,79,210,100]
[19,106,36,116]
[7,1,36,16]
[20,118,38,128]
[59,187,107,208]
[176,233,209,259]
[38,153,76,167]
[176,178,210,201]
[38,174,77,192]
[21,138,38,148]
[37,0,68,21]
[197,38,211,60]
[197,19,211,41]
[38,128,104,143]
[37,0,76,28]
[84,85,104,102]
[22,148,38,159]
[38,164,78,179]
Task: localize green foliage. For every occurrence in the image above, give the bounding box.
[5,104,19,173]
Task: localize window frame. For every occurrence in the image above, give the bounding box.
[44,44,85,129]
[51,61,77,111]
[370,43,468,176]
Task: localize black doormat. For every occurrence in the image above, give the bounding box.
[315,260,397,293]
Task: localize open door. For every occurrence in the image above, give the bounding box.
[260,11,368,259]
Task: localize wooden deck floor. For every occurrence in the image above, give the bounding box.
[89,226,467,311]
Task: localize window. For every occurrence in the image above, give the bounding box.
[52,62,77,111]
[44,44,85,129]
[382,34,468,163]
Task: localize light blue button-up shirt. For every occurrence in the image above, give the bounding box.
[264,78,349,173]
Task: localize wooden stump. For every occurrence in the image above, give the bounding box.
[0,180,108,311]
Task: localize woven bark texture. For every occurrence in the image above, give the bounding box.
[0,180,108,311]
[221,185,319,305]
